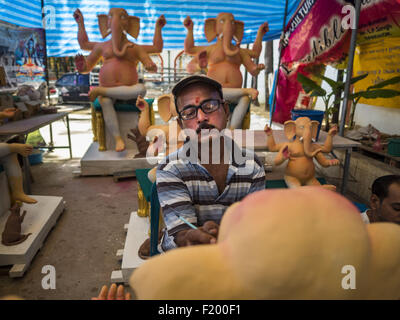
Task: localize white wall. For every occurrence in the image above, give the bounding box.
[314,65,400,135]
[354,104,400,134]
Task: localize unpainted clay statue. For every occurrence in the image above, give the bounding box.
[73,8,166,152]
[129,187,400,299]
[0,108,36,204]
[265,117,339,191]
[183,13,268,128]
[2,202,31,246]
[127,94,183,182]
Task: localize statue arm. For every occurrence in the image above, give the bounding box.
[240,49,265,76]
[183,16,208,55]
[264,126,284,152]
[75,44,103,74]
[74,9,98,51]
[314,151,340,168]
[137,47,157,72]
[248,22,269,58]
[319,125,337,153]
[274,144,290,166]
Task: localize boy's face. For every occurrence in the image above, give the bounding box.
[371,182,400,224]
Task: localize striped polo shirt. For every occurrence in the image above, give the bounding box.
[156,144,266,251]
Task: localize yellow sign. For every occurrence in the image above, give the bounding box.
[353,37,400,108]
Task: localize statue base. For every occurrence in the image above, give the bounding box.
[111,211,149,284]
[79,142,161,177]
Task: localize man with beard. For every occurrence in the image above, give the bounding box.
[155,75,265,251]
[361,175,400,225]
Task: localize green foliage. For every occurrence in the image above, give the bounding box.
[297,71,400,128]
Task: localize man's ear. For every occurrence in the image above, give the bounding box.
[370,194,380,210]
[223,101,230,117]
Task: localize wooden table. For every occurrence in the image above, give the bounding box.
[0,112,72,193]
[234,129,361,194]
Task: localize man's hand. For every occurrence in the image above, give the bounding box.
[92,284,131,300]
[175,221,219,247]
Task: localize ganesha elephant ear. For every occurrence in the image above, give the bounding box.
[126,16,140,39]
[284,120,296,140]
[310,120,320,141]
[158,94,174,122]
[204,18,217,42]
[234,20,245,44]
[98,14,110,38]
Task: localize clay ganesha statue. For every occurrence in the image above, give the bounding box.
[265,117,339,191]
[130,187,400,299]
[183,13,268,129]
[74,8,166,152]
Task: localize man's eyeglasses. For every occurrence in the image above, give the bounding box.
[178,99,223,120]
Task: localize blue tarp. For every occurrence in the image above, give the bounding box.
[0,0,301,57]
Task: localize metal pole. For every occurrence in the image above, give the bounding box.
[41,0,51,104]
[243,44,250,88]
[269,0,289,126]
[339,0,361,137]
[168,50,171,84]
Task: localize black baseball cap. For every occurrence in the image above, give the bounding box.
[172,75,224,107]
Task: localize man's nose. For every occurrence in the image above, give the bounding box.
[196,108,209,122]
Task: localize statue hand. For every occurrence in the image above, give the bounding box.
[92,284,131,300]
[127,128,150,157]
[256,63,265,73]
[183,16,193,30]
[259,22,269,35]
[73,9,84,25]
[198,50,208,69]
[264,125,273,136]
[75,54,86,72]
[1,108,17,119]
[156,15,167,28]
[328,159,340,166]
[145,61,157,73]
[281,145,290,159]
[136,95,146,111]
